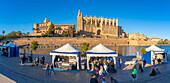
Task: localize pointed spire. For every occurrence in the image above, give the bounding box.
[78,9,81,16]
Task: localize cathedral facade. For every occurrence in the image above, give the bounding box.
[77,10,126,37]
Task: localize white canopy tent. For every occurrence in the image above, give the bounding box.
[86,44,118,70]
[50,43,81,70]
[146,45,165,53]
[143,45,168,64]
[3,42,19,47]
[0,42,19,57]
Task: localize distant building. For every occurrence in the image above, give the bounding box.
[77,10,126,37]
[150,37,161,42]
[29,18,75,36]
[129,33,146,40]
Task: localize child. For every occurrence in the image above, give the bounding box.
[32,59,36,66]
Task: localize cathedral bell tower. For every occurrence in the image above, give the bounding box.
[77,9,83,32]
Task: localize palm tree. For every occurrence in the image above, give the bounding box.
[2,30,5,35]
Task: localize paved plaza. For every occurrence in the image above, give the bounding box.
[0,54,170,83]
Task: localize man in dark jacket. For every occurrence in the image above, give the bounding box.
[90,74,98,83]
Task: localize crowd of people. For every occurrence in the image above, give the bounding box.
[89,57,118,83]
[20,53,45,66]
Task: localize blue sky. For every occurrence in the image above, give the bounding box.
[0,0,170,39]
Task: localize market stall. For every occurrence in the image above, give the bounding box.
[50,43,81,71]
[86,44,118,71]
[143,45,168,65]
[0,42,19,57]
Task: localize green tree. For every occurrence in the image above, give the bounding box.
[88,36,92,38]
[68,26,75,37]
[16,31,22,37]
[0,35,5,42]
[27,32,30,35]
[140,47,146,61]
[83,35,86,38]
[81,42,90,56]
[47,24,55,37]
[2,30,5,35]
[62,31,68,37]
[106,35,108,38]
[32,28,36,30]
[30,41,39,51]
[5,31,17,38]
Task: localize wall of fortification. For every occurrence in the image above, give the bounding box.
[3,37,128,46]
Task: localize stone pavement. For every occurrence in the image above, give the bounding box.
[0,73,16,83]
[0,54,170,83]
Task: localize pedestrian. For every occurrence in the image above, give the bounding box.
[36,56,39,66]
[103,62,109,75]
[143,59,146,68]
[98,66,104,82]
[32,59,36,66]
[131,65,137,81]
[20,54,23,65]
[139,63,143,72]
[153,59,155,66]
[42,56,45,65]
[45,63,50,75]
[40,56,43,65]
[90,74,98,83]
[156,68,161,75]
[94,66,99,77]
[50,63,56,75]
[23,54,26,64]
[150,69,156,76]
[101,77,107,83]
[118,58,122,68]
[30,54,33,63]
[111,77,118,83]
[90,61,94,71]
[157,58,161,64]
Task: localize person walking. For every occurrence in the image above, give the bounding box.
[94,66,99,77]
[40,56,43,65]
[143,59,146,68]
[32,59,36,66]
[90,74,98,83]
[45,63,50,75]
[118,58,122,68]
[20,54,23,65]
[131,65,137,81]
[98,66,104,82]
[101,77,107,83]
[36,56,39,66]
[139,63,143,72]
[42,56,45,65]
[103,62,109,75]
[50,63,56,75]
[30,54,33,63]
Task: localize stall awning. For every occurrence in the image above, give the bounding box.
[0,45,7,48]
[3,42,18,47]
[87,44,118,57]
[146,45,165,52]
[50,43,81,56]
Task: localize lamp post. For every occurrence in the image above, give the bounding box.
[27,44,30,57]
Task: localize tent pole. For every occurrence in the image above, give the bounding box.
[77,56,79,70]
[113,57,117,69]
[87,56,90,70]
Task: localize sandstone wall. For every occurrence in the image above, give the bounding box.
[129,40,158,46]
[4,37,128,46]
